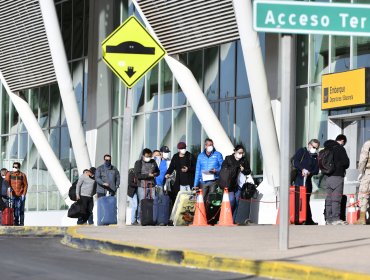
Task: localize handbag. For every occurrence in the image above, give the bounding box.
[67,200,86,218]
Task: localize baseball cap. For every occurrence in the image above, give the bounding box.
[177,142,186,149]
[160,146,170,153]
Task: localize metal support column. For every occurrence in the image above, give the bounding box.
[118,89,132,225]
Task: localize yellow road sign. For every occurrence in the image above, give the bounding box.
[102,16,166,88]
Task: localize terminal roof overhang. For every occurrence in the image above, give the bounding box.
[0,0,56,92]
[136,0,240,55]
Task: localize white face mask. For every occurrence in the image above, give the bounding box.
[179,149,186,155]
[163,153,170,159]
[206,146,213,153]
[309,147,317,154]
[143,157,151,163]
[12,168,18,172]
[1,175,5,179]
[235,153,243,160]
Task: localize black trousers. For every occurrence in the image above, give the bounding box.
[77,196,94,224]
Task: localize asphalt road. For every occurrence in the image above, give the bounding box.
[0,237,268,280]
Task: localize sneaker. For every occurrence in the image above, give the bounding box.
[331,220,348,225]
[131,221,139,226]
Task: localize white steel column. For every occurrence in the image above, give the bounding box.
[132,0,234,157]
[39,0,91,173]
[233,0,280,187]
[0,71,72,205]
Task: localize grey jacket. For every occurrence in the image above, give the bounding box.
[95,164,120,194]
[76,174,96,197]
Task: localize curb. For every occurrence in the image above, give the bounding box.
[63,227,370,280]
[0,226,66,237]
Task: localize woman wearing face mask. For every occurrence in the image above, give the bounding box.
[219,145,251,215]
[292,139,320,225]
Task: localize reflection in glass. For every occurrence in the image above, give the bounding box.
[236,98,252,157]
[296,35,308,86]
[188,49,203,88]
[220,42,236,99]
[159,110,171,149]
[39,86,49,128]
[310,35,329,83]
[1,88,9,135]
[204,46,219,101]
[72,61,84,118]
[220,101,235,143]
[353,36,370,68]
[173,108,186,147]
[309,86,328,145]
[295,88,309,149]
[130,115,145,167]
[60,126,71,170]
[331,36,350,73]
[10,104,19,134]
[174,80,186,107]
[8,135,17,160]
[18,91,28,132]
[72,0,84,59]
[61,0,72,60]
[236,41,250,96]
[145,113,158,151]
[159,62,173,109]
[146,67,159,111]
[50,84,61,127]
[19,133,28,160]
[187,107,201,157]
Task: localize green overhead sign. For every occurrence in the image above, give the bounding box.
[253,0,370,36]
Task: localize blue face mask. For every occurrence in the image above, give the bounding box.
[104,160,111,167]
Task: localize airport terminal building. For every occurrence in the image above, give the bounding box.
[0,0,368,225]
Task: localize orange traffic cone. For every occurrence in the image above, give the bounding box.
[216,188,236,226]
[190,189,209,226]
[347,194,359,224]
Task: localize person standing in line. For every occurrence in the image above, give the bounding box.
[76,168,97,225]
[5,162,28,226]
[292,139,320,225]
[193,138,223,204]
[357,139,370,224]
[155,146,171,197]
[95,154,120,198]
[323,134,350,225]
[165,142,196,204]
[219,145,251,214]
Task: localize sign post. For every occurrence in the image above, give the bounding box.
[102,16,166,225]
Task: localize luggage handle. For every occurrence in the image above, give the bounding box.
[144,181,153,199]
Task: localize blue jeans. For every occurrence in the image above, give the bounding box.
[13,196,25,225]
[129,193,138,224]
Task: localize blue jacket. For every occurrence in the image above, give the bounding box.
[155,159,169,187]
[293,147,319,186]
[194,149,223,187]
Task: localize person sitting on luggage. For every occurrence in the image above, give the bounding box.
[292,139,320,225]
[193,138,223,207]
[165,142,196,205]
[76,168,97,225]
[134,148,159,225]
[155,146,171,197]
[95,154,120,198]
[219,145,251,215]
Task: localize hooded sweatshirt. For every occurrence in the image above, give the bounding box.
[323,140,350,177]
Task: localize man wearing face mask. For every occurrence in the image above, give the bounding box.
[95,154,120,198]
[323,134,350,225]
[155,146,171,196]
[194,138,223,205]
[292,139,320,225]
[76,168,97,225]
[165,142,196,204]
[134,148,159,224]
[5,162,28,226]
[152,150,161,168]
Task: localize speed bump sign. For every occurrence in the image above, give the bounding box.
[102,16,166,88]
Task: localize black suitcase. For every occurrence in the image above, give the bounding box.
[234,199,252,225]
[140,182,155,226]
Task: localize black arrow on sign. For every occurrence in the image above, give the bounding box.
[125,66,136,78]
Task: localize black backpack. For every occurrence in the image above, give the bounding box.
[318,147,335,175]
[68,180,78,201]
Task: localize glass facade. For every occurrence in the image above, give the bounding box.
[0,0,89,212]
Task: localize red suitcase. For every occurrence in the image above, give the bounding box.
[289,185,306,225]
[2,207,14,226]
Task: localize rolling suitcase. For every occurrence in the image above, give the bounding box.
[140,181,155,226]
[97,195,117,225]
[155,194,171,225]
[234,199,252,225]
[170,191,196,226]
[2,193,14,226]
[289,184,307,225]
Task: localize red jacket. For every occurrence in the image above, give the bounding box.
[5,171,28,197]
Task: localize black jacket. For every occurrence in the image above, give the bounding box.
[134,159,159,185]
[293,147,319,186]
[219,155,251,192]
[166,152,196,192]
[127,168,137,198]
[324,140,350,177]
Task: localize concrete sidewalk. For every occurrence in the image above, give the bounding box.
[63,225,370,280]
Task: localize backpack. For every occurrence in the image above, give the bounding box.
[318,147,335,175]
[68,180,78,201]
